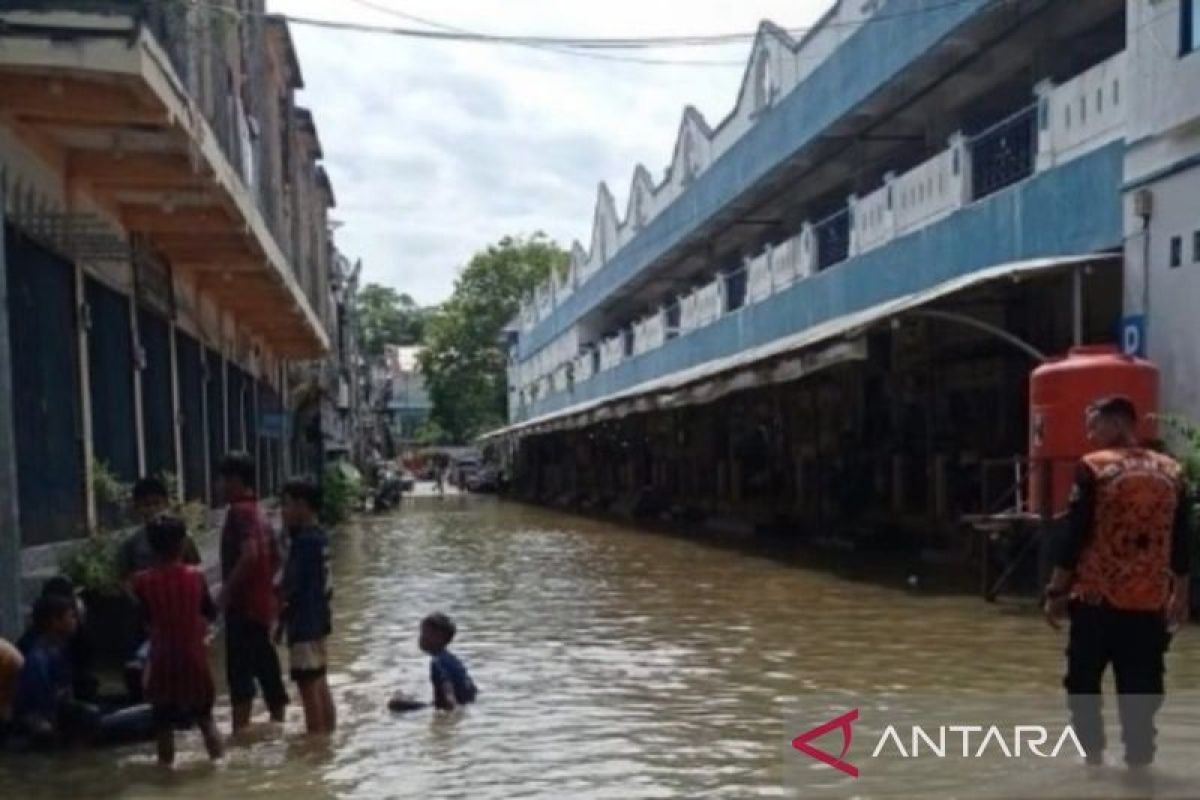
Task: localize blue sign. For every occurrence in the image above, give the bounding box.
[259,412,290,440]
[1120,314,1146,358]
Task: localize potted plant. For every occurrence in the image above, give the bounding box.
[59,530,141,666]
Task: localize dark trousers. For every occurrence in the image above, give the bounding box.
[1064,603,1169,766]
[225,611,288,709]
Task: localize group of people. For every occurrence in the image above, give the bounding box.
[0,451,477,768]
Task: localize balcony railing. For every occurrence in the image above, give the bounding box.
[969,106,1037,202]
[513,53,1129,413]
[814,208,851,272]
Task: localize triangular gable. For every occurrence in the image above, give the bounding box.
[667,106,713,188]
[588,182,619,266]
[625,164,655,231]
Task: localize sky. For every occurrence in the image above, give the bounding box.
[268,0,830,305]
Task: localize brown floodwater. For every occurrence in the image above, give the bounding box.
[2,497,1200,798]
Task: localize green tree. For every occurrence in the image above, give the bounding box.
[355,283,431,356]
[419,234,567,442]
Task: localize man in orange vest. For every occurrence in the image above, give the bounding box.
[1043,395,1192,769]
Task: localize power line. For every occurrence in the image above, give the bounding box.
[341,0,988,49]
[217,0,994,69]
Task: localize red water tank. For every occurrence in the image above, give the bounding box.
[1028,345,1159,516]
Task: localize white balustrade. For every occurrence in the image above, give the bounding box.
[893,144,964,237]
[633,310,666,355]
[574,350,595,383]
[599,335,625,371]
[851,180,894,255]
[1037,52,1126,170]
[770,238,799,290]
[745,251,773,304]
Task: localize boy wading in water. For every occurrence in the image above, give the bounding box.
[131,516,223,766]
[421,613,477,711]
[388,613,477,714]
[279,479,337,734]
[216,452,288,732]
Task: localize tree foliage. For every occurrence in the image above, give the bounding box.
[419,234,567,442]
[356,283,431,357]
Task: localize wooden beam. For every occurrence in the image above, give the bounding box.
[0,76,165,128]
[69,151,209,191]
[172,259,263,274]
[0,111,66,175]
[121,204,233,234]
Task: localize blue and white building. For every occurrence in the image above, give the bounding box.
[489,0,1198,534]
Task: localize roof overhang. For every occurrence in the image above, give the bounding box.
[481,253,1120,442]
[0,10,329,358]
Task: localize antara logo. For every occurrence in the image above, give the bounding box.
[792,710,1087,778]
[791,709,860,778]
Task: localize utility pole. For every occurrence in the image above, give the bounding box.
[0,187,23,637]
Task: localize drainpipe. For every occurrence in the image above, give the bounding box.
[0,190,22,637]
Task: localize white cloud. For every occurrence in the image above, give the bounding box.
[269,0,828,304]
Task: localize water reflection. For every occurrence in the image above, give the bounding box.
[2,498,1199,798]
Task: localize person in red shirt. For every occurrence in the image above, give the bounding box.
[131,516,223,766]
[216,452,288,732]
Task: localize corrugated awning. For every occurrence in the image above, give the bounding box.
[481,253,1119,442]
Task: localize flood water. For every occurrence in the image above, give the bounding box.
[4,497,1200,798]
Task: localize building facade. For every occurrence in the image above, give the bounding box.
[1123,0,1200,416]
[491,0,1193,540]
[0,2,354,633]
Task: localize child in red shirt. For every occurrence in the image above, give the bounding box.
[131,516,223,766]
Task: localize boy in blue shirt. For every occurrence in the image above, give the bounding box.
[279,479,336,735]
[14,593,97,747]
[420,613,477,711]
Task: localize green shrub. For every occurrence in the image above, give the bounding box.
[322,461,363,526]
[59,532,122,596]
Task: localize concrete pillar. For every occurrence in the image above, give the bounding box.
[847,193,860,257]
[74,263,96,532]
[947,131,972,206]
[799,222,816,278]
[0,197,22,637]
[1033,79,1056,172]
[168,326,184,502]
[129,294,147,477]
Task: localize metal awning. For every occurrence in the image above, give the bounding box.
[481,253,1120,442]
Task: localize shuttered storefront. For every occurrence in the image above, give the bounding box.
[205,348,226,503]
[85,277,137,485]
[176,331,206,502]
[138,308,175,481]
[6,229,84,545]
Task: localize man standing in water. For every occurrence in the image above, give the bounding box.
[1043,396,1191,769]
[216,453,288,732]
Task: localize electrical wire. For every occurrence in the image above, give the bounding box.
[339,0,989,49]
[196,0,1000,69]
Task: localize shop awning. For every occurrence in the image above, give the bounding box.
[481,253,1120,442]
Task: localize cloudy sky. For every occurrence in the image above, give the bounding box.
[269,0,828,305]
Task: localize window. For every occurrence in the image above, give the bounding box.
[1096,88,1103,114]
[1065,104,1072,130]
[1194,230,1200,263]
[1113,79,1120,106]
[1184,0,1199,55]
[1170,235,1183,268]
[1079,97,1087,124]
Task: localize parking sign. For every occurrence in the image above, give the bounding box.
[1120,314,1146,357]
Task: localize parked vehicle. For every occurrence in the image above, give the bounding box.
[374,467,404,512]
[465,466,500,493]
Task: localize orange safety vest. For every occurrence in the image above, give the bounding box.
[1071,448,1184,612]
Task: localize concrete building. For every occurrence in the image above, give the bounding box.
[488,0,1193,542]
[1122,0,1200,416]
[0,2,352,633]
[382,345,433,443]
